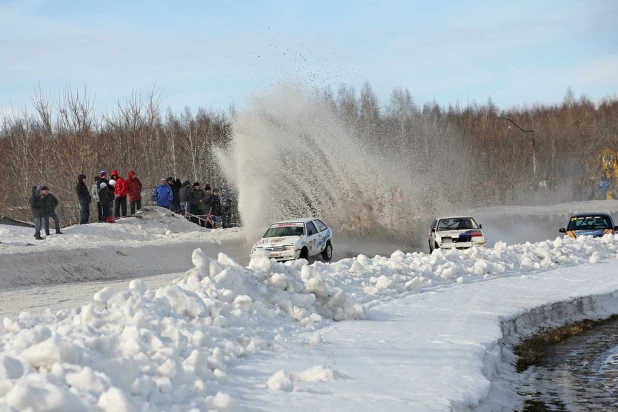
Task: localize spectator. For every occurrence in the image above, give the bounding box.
[167,177,182,213]
[178,180,191,216]
[92,176,102,222]
[207,188,223,228]
[98,170,109,189]
[98,182,115,223]
[126,170,143,214]
[75,174,91,224]
[41,186,62,235]
[29,186,45,240]
[153,178,174,209]
[110,170,127,218]
[188,182,206,225]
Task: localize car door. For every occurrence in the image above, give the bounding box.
[429,219,437,243]
[305,222,320,256]
[313,219,330,252]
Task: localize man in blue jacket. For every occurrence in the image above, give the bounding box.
[153,178,174,209]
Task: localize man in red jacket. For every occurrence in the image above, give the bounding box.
[126,170,143,215]
[111,170,127,218]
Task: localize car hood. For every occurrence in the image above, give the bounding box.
[255,236,303,247]
[573,229,608,237]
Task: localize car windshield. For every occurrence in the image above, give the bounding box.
[437,218,478,231]
[567,215,612,231]
[263,225,305,238]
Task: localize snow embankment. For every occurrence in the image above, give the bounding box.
[0,249,363,411]
[2,229,618,409]
[0,207,249,288]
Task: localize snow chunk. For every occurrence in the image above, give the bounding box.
[266,370,294,391]
[97,387,135,412]
[296,365,335,382]
[0,356,23,380]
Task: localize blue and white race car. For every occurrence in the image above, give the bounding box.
[251,217,333,262]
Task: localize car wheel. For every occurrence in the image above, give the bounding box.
[321,241,333,262]
[299,247,309,260]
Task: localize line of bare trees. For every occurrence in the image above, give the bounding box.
[1,83,617,225]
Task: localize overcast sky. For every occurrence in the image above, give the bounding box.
[1,0,617,115]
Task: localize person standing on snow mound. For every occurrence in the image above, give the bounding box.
[188,182,206,225]
[167,177,181,213]
[29,186,45,240]
[75,174,91,224]
[98,182,114,223]
[110,170,127,218]
[126,170,143,215]
[92,176,102,222]
[41,186,62,235]
[153,178,174,209]
[178,180,191,216]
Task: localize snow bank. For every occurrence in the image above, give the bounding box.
[0,208,249,288]
[0,249,363,410]
[319,233,618,306]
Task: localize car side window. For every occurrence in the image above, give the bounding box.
[315,220,328,232]
[306,222,318,236]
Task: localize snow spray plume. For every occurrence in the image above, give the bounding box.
[217,86,472,252]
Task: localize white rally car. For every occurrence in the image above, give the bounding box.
[251,218,333,262]
[428,216,486,253]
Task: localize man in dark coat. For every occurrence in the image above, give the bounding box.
[29,186,45,240]
[178,180,191,216]
[167,177,181,213]
[188,182,206,225]
[205,188,223,228]
[98,182,115,222]
[41,186,62,235]
[76,174,91,224]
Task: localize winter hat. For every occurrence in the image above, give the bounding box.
[100,170,107,177]
[100,182,107,189]
[183,180,190,186]
[160,178,166,183]
[111,170,119,177]
[128,171,136,178]
[205,184,212,191]
[109,179,116,187]
[193,182,200,187]
[213,188,219,193]
[41,186,49,191]
[166,177,174,182]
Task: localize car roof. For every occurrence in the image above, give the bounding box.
[570,212,612,218]
[274,217,322,224]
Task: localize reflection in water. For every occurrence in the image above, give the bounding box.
[519,318,618,411]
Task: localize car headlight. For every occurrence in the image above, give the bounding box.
[282,245,296,251]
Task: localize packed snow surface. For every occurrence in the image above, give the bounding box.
[0,207,249,288]
[2,204,618,410]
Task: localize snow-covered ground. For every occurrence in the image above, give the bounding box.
[0,207,249,288]
[2,203,618,410]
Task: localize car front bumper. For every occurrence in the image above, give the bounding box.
[251,249,300,261]
[439,241,486,249]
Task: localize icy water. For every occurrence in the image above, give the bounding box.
[520,318,618,411]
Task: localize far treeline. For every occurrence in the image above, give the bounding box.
[0,84,617,225]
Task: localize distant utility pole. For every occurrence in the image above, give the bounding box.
[497,115,536,178]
